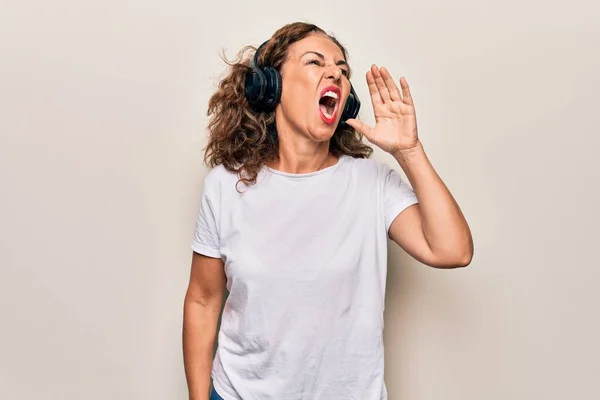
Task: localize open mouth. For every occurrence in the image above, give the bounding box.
[318,86,340,124]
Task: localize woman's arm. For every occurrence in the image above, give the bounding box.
[346,66,473,268]
[183,252,226,400]
[389,141,474,268]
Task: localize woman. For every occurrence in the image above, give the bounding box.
[183,22,473,400]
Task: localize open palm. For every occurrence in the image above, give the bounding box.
[346,65,419,156]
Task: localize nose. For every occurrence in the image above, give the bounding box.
[325,65,342,82]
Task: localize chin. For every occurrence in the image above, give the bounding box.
[308,124,338,142]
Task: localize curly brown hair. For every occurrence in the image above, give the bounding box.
[203,22,373,188]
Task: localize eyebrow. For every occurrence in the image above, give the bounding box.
[301,51,349,69]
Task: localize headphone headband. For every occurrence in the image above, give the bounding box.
[252,41,268,70]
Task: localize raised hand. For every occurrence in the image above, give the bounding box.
[346,65,420,156]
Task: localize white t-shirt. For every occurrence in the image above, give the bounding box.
[191,154,418,400]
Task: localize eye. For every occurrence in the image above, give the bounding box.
[306,59,350,78]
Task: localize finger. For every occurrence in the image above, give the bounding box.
[380,67,401,102]
[345,118,373,140]
[399,77,414,106]
[371,65,391,103]
[366,70,383,109]
[398,102,415,115]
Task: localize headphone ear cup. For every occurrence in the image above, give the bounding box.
[340,95,353,122]
[244,41,282,112]
[245,68,266,107]
[340,85,361,123]
[261,66,282,111]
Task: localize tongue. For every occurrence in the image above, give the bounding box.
[319,104,331,118]
[320,103,334,117]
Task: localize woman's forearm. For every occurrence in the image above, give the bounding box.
[393,141,474,264]
[183,298,221,400]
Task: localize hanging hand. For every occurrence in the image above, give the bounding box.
[346,65,420,157]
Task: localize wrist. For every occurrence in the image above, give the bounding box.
[391,140,424,163]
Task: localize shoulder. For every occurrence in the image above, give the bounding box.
[203,164,236,186]
[200,164,241,199]
[342,155,392,181]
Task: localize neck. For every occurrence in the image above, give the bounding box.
[267,120,337,174]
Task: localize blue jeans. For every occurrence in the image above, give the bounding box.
[210,386,224,400]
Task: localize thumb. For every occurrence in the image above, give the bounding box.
[345,118,373,140]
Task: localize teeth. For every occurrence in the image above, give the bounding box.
[322,90,338,100]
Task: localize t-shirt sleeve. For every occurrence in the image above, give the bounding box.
[191,175,221,259]
[382,162,419,233]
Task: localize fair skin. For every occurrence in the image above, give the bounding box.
[183,32,474,400]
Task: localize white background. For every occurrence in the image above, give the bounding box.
[1,0,599,398]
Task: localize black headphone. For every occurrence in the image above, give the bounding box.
[245,41,360,124]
